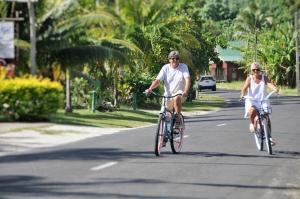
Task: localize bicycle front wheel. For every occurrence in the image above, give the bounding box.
[155,114,165,156]
[254,119,263,151]
[262,117,272,155]
[171,113,184,154]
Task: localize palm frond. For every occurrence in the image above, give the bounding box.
[56,45,128,66]
[177,33,201,49]
[38,0,78,24]
[14,39,30,50]
[53,12,120,36]
[95,38,143,54]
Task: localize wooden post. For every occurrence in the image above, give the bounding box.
[65,67,72,113]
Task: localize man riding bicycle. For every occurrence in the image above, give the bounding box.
[145,50,191,118]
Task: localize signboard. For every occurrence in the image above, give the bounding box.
[0,22,14,59]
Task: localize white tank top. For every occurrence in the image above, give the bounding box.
[248,74,266,101]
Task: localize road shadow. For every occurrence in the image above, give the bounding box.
[0,148,154,164]
[180,151,300,160]
[0,175,203,199]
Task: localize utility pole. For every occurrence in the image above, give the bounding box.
[295,11,300,95]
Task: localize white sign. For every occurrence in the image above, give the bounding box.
[0,22,15,59]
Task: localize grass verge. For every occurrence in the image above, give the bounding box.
[0,94,225,128]
[217,81,299,96]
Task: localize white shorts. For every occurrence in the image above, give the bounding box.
[244,99,271,118]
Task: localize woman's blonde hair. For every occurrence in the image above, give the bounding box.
[250,62,261,70]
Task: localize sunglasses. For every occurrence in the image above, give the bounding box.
[170,57,179,60]
[252,69,260,72]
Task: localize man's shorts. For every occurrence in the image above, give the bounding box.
[162,91,186,111]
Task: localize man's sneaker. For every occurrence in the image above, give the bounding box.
[174,115,181,128]
[162,137,168,147]
[173,128,180,135]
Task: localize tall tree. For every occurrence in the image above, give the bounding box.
[234,2,272,62]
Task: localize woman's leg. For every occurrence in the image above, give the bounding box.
[248,107,257,132]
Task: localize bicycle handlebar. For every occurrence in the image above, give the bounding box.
[241,90,277,101]
[143,91,182,98]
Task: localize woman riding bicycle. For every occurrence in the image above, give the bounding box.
[240,62,279,144]
[145,50,191,118]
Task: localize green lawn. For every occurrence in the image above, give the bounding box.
[183,94,225,112]
[49,108,158,128]
[217,81,299,96]
[0,94,225,128]
[49,94,225,128]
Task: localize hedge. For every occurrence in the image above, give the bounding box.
[0,76,63,121]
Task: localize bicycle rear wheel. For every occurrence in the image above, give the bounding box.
[155,114,165,156]
[262,117,272,155]
[171,113,184,154]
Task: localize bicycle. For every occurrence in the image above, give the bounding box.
[241,90,277,155]
[144,91,185,156]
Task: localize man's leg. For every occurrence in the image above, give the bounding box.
[173,96,182,114]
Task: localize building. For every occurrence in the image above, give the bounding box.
[210,41,247,82]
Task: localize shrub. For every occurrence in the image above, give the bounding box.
[0,76,63,121]
[71,77,90,109]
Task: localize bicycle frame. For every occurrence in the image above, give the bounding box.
[160,106,177,141]
[145,91,184,156]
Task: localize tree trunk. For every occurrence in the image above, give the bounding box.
[28,0,36,75]
[113,66,119,107]
[254,32,258,62]
[295,11,300,94]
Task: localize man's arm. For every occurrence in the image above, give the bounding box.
[145,79,161,93]
[183,76,191,97]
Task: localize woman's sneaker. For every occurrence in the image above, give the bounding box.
[249,123,255,133]
[270,138,276,146]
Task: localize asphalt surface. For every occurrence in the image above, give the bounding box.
[0,90,299,199]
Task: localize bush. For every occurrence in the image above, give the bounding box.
[0,76,63,121]
[71,77,90,109]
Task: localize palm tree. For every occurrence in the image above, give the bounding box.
[32,0,141,111]
[109,0,202,71]
[234,2,272,62]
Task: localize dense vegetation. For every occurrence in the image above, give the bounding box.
[0,0,299,113]
[0,76,63,120]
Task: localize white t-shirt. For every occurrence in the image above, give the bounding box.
[156,63,190,96]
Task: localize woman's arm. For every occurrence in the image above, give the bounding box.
[265,76,279,92]
[240,76,250,98]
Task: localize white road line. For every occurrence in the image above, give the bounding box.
[184,135,190,138]
[91,161,118,171]
[217,123,227,127]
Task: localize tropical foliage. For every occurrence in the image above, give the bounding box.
[0,0,299,117]
[0,76,63,120]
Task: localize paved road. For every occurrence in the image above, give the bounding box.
[0,90,299,199]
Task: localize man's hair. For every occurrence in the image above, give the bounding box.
[168,51,180,59]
